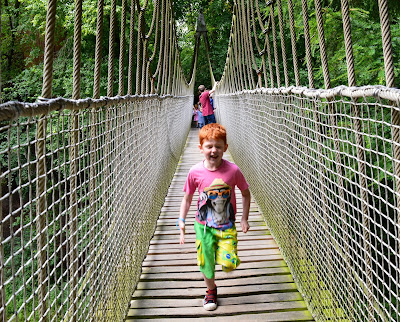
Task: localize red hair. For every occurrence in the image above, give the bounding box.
[199,123,227,146]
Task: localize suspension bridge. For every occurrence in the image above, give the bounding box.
[1,0,399,321]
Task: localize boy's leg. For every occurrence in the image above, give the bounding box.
[194,222,216,279]
[203,275,216,290]
[194,222,218,311]
[216,225,240,272]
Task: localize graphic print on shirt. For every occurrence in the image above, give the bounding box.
[197,178,235,229]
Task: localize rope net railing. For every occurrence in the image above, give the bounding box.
[0,0,194,321]
[213,0,400,321]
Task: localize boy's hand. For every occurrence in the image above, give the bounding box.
[241,218,250,233]
[179,221,185,244]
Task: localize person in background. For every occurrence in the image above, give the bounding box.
[193,103,199,128]
[197,102,205,128]
[209,94,216,123]
[198,85,215,125]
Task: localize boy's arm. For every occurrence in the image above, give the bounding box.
[240,189,251,233]
[179,193,193,244]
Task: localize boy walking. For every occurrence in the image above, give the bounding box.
[177,123,251,311]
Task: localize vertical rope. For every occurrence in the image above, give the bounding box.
[340,0,355,87]
[93,0,104,98]
[35,113,48,321]
[301,0,314,88]
[69,0,82,320]
[69,112,79,322]
[314,0,330,89]
[37,1,58,319]
[276,0,289,87]
[136,3,144,94]
[377,2,400,312]
[90,1,103,317]
[41,0,57,98]
[88,110,97,320]
[168,11,174,94]
[253,0,268,87]
[159,2,167,94]
[140,1,150,94]
[107,0,117,96]
[234,5,246,90]
[233,6,243,89]
[250,0,265,88]
[118,0,128,95]
[378,5,400,317]
[240,1,249,90]
[287,0,300,86]
[141,32,149,94]
[392,96,400,318]
[244,0,256,89]
[264,27,274,88]
[154,0,165,94]
[73,0,82,100]
[269,3,280,87]
[164,4,171,94]
[127,0,136,95]
[341,5,363,319]
[378,0,395,88]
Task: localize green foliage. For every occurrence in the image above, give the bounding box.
[0,0,111,102]
[174,0,234,94]
[307,6,400,87]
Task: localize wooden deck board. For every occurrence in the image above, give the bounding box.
[126,129,313,321]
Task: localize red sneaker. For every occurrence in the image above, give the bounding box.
[203,287,218,311]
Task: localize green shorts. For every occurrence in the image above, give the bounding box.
[194,221,240,279]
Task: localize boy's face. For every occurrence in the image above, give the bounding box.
[199,138,228,169]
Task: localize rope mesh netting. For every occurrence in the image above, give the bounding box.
[1,0,400,321]
[216,87,400,321]
[1,0,193,320]
[1,97,192,321]
[214,0,400,321]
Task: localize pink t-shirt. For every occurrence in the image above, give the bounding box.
[199,91,213,116]
[184,159,249,230]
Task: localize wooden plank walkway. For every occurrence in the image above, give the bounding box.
[126,129,314,321]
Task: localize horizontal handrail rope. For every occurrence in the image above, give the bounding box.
[217,85,400,102]
[0,94,192,122]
